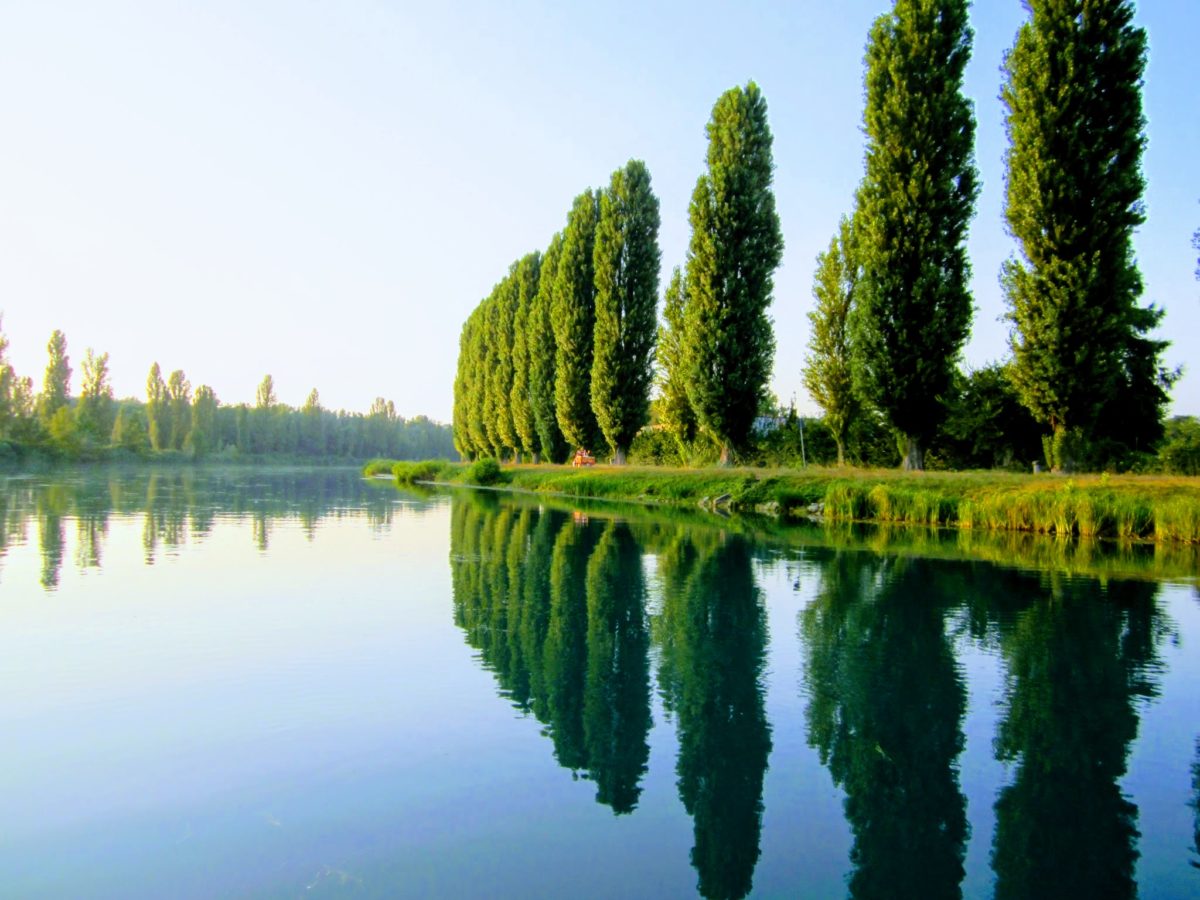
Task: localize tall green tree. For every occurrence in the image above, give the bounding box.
[490,269,521,460]
[529,234,568,463]
[1002,0,1172,471]
[851,0,978,471]
[682,83,784,465]
[656,268,698,456]
[38,329,72,426]
[479,290,505,457]
[465,307,491,458]
[804,216,861,466]
[167,369,191,450]
[592,160,662,465]
[452,319,474,459]
[0,315,14,439]
[553,190,603,453]
[255,374,277,409]
[145,363,170,451]
[510,252,543,462]
[75,348,116,444]
[187,385,218,456]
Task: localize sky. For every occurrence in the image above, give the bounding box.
[1,0,1197,421]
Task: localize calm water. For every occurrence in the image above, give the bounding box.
[1,469,1197,899]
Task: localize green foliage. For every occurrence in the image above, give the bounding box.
[167,369,191,451]
[529,234,568,463]
[509,252,543,461]
[0,315,15,439]
[46,405,80,455]
[852,0,979,471]
[146,363,170,451]
[489,268,521,457]
[392,459,446,484]
[1158,417,1200,476]
[452,316,476,459]
[655,267,697,455]
[111,403,149,453]
[591,160,661,464]
[804,217,861,465]
[553,189,603,452]
[682,82,783,465]
[466,456,504,486]
[935,365,1042,470]
[187,385,219,456]
[38,330,72,425]
[255,374,277,410]
[1002,0,1173,471]
[74,348,116,445]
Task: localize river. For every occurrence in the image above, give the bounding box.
[1,468,1196,898]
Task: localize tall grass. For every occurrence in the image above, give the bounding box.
[367,459,1200,544]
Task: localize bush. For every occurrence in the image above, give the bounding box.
[392,460,444,484]
[363,458,396,477]
[466,457,504,486]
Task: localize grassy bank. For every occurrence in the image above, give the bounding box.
[363,459,1200,544]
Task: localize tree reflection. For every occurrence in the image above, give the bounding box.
[801,553,968,900]
[448,496,652,815]
[0,469,426,587]
[990,576,1161,900]
[583,521,651,813]
[655,529,771,900]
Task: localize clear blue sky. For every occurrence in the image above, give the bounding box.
[2,1,1197,420]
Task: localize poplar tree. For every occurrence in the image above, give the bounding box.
[529,234,567,463]
[852,0,978,471]
[656,267,698,455]
[553,189,603,453]
[510,252,543,462]
[479,290,504,457]
[167,369,191,450]
[188,385,218,456]
[682,83,783,465]
[592,160,661,465]
[466,305,492,458]
[0,316,14,438]
[804,217,861,466]
[490,268,521,460]
[453,316,477,459]
[1002,0,1172,470]
[75,348,115,443]
[146,363,170,451]
[38,330,72,425]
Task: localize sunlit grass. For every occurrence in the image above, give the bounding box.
[364,460,1200,543]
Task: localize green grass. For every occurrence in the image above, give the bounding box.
[363,460,1200,544]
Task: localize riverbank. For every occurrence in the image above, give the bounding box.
[364,459,1200,544]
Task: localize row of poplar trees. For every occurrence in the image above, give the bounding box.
[803,0,1176,471]
[453,82,783,466]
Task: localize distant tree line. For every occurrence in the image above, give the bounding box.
[0,324,455,463]
[454,83,783,467]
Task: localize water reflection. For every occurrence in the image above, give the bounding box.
[990,577,1162,900]
[0,468,417,589]
[449,496,652,814]
[449,494,1181,899]
[802,554,968,899]
[654,528,771,900]
[451,496,771,898]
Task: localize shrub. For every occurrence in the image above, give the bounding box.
[392,460,443,484]
[466,457,504,486]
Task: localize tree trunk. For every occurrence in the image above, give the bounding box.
[614,445,627,466]
[836,439,846,467]
[901,435,923,471]
[719,443,733,467]
[532,451,541,465]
